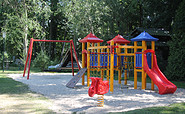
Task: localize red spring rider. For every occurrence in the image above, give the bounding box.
[88,77,109,107]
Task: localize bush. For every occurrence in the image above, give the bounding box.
[32,51,50,71]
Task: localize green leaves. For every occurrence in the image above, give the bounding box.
[1,0,51,61]
[166,0,185,81]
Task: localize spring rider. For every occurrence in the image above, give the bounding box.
[88,77,109,107]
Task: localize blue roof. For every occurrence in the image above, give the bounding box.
[131,31,159,41]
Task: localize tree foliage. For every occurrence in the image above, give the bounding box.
[1,0,51,61]
[166,0,185,81]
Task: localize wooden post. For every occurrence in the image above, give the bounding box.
[116,43,121,84]
[82,42,85,85]
[107,48,110,81]
[142,41,147,89]
[151,41,155,90]
[110,41,114,93]
[87,42,90,87]
[101,48,104,80]
[134,41,137,89]
[124,44,128,85]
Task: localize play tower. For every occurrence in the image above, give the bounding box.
[79,32,103,86]
[80,31,177,94]
[131,31,158,90]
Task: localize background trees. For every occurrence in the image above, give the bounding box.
[0,0,184,81]
[166,0,185,81]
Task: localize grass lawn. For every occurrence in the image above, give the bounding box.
[0,70,56,113]
[110,103,185,114]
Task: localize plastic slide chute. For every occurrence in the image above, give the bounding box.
[143,49,177,95]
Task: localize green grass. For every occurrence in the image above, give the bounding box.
[110,103,185,114]
[0,74,30,94]
[0,69,56,113]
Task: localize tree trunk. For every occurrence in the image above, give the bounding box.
[23,0,28,62]
[49,0,58,59]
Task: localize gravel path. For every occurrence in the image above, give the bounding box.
[8,73,185,113]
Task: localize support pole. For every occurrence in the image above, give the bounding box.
[101,48,104,80]
[116,43,121,84]
[124,44,128,85]
[142,41,147,89]
[134,41,137,89]
[107,48,110,81]
[71,40,81,70]
[27,38,34,79]
[82,42,85,85]
[70,41,74,76]
[87,42,90,87]
[97,43,100,76]
[23,38,33,77]
[151,41,155,90]
[110,41,114,93]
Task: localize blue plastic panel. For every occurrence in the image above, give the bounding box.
[146,53,152,69]
[90,54,117,67]
[135,52,151,68]
[136,53,142,68]
[90,54,98,66]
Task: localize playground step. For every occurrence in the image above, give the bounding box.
[66,68,87,88]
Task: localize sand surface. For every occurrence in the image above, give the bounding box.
[8,73,185,113]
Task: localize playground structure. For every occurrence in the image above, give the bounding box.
[23,38,81,79]
[23,32,177,95]
[80,32,177,94]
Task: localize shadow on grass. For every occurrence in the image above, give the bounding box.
[0,74,30,94]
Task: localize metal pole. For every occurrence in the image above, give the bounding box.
[2,32,6,72]
[2,2,4,72]
[2,36,4,72]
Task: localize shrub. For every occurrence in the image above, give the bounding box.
[32,51,50,71]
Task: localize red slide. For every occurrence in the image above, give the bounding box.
[143,49,177,95]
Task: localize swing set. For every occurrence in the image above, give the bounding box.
[23,38,81,79]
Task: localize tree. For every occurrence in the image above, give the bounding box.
[144,0,182,31]
[1,0,51,62]
[166,0,185,81]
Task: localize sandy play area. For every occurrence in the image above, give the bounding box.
[8,73,185,113]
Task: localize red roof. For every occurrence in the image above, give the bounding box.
[107,34,130,44]
[79,32,103,43]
